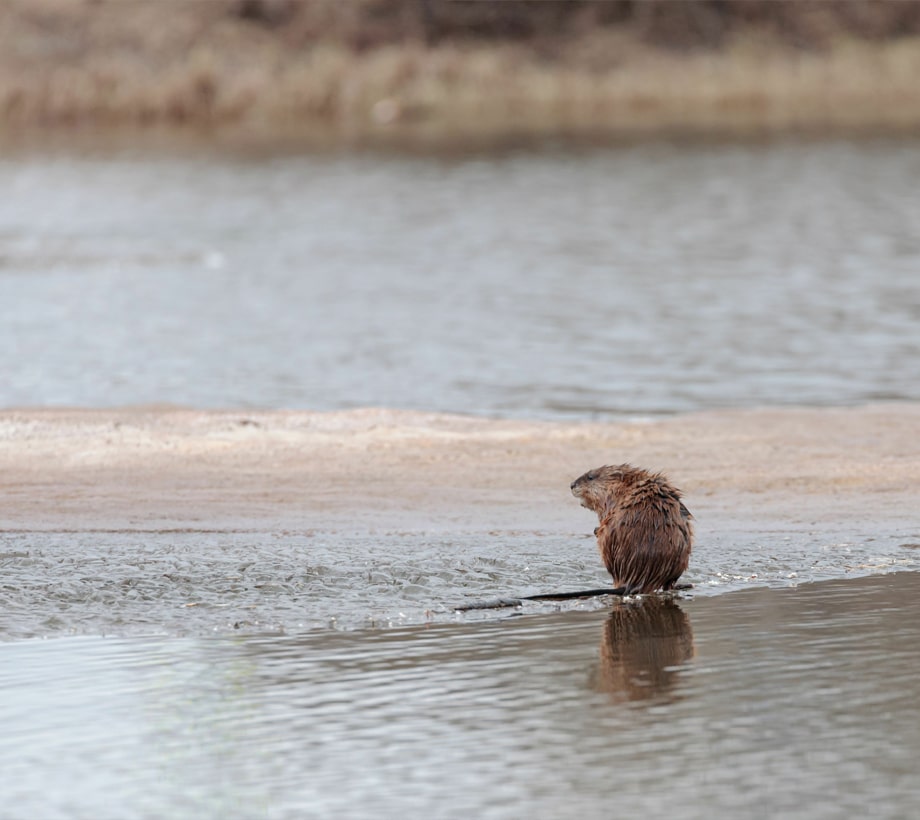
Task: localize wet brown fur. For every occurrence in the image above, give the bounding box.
[570,464,692,594]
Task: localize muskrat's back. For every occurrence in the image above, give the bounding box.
[570,464,692,594]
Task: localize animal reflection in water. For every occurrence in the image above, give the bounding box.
[589,597,694,703]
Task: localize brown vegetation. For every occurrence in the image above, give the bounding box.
[1,1,920,139]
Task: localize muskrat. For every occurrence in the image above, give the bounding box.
[570,464,692,594]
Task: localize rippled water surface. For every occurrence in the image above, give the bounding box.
[3,136,920,816]
[3,572,920,819]
[1,138,919,417]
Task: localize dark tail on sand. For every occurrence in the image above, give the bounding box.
[454,584,692,612]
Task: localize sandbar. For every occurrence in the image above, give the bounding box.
[1,403,917,535]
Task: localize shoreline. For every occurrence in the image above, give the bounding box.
[2,403,918,639]
[1,118,917,162]
[3,570,919,642]
[4,572,919,820]
[2,402,918,534]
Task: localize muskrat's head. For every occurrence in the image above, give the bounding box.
[570,464,644,513]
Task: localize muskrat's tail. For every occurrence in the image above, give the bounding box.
[454,584,692,612]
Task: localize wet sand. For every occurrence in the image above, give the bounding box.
[3,403,918,638]
[2,403,918,533]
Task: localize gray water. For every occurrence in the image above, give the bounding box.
[3,573,920,819]
[1,138,919,417]
[3,137,920,817]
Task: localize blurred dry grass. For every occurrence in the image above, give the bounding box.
[1,0,919,138]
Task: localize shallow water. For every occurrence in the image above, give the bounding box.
[2,525,919,639]
[1,138,919,417]
[3,572,919,819]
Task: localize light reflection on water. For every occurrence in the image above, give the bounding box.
[2,572,919,818]
[0,139,918,417]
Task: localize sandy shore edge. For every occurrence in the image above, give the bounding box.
[1,403,917,533]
